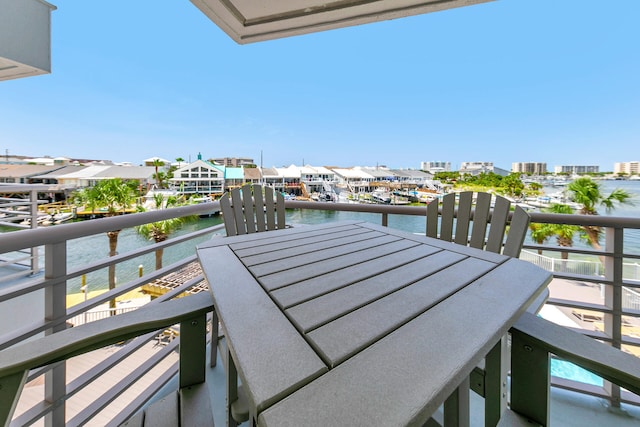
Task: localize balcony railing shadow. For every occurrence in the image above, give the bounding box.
[1,200,639,425]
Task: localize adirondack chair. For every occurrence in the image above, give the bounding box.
[425,191,538,425]
[219,184,286,237]
[216,184,286,423]
[426,191,530,258]
[0,293,215,427]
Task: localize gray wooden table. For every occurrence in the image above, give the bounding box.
[197,220,552,426]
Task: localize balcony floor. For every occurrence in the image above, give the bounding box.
[156,343,640,427]
[10,327,640,426]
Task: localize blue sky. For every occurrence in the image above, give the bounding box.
[2,0,639,171]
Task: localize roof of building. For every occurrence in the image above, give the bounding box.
[330,168,375,179]
[360,167,398,179]
[94,166,156,179]
[0,164,63,178]
[54,165,112,179]
[392,169,432,179]
[278,165,301,178]
[224,167,244,180]
[243,168,262,180]
[260,167,279,178]
[30,165,88,179]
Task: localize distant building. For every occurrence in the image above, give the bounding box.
[512,162,547,175]
[211,157,255,167]
[143,157,171,167]
[420,161,451,173]
[553,165,599,174]
[169,159,225,195]
[458,162,511,177]
[614,161,639,175]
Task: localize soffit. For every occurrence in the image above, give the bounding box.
[190,0,494,44]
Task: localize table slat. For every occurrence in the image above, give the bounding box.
[270,244,442,308]
[197,246,328,413]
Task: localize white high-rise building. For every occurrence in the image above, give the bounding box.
[420,161,451,173]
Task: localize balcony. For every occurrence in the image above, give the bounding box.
[1,197,639,425]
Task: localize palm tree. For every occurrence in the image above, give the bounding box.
[528,222,554,255]
[528,204,579,259]
[136,194,196,270]
[568,177,634,250]
[546,204,580,261]
[152,159,166,189]
[75,178,137,312]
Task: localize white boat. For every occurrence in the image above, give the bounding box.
[53,212,75,224]
[371,189,391,204]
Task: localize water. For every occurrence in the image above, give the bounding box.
[65,215,225,294]
[37,179,640,294]
[551,359,603,387]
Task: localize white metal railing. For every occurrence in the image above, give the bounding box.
[519,250,606,277]
[1,198,640,424]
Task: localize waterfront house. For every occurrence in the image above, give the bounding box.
[330,167,376,193]
[242,166,262,185]
[52,165,156,190]
[169,158,225,196]
[0,164,63,184]
[298,165,337,196]
[223,166,245,190]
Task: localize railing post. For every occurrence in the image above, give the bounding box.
[381,213,388,227]
[30,189,41,275]
[603,226,623,407]
[44,242,67,427]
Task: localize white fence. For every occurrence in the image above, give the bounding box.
[520,250,640,311]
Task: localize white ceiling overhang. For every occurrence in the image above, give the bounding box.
[0,0,56,81]
[190,0,494,44]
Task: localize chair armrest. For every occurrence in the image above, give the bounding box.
[0,292,214,377]
[511,311,640,396]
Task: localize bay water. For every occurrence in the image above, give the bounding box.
[64,180,640,294]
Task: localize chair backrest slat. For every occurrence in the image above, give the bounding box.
[231,187,247,235]
[241,184,257,234]
[275,191,285,230]
[503,206,530,257]
[219,194,236,236]
[469,192,491,249]
[485,195,510,253]
[440,193,456,242]
[254,184,267,232]
[264,186,276,230]
[425,197,439,239]
[454,192,473,246]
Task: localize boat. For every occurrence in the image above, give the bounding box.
[371,189,391,204]
[53,212,75,224]
[191,196,220,217]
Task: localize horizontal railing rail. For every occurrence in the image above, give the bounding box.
[1,198,640,425]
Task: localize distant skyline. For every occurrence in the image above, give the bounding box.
[2,1,638,171]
